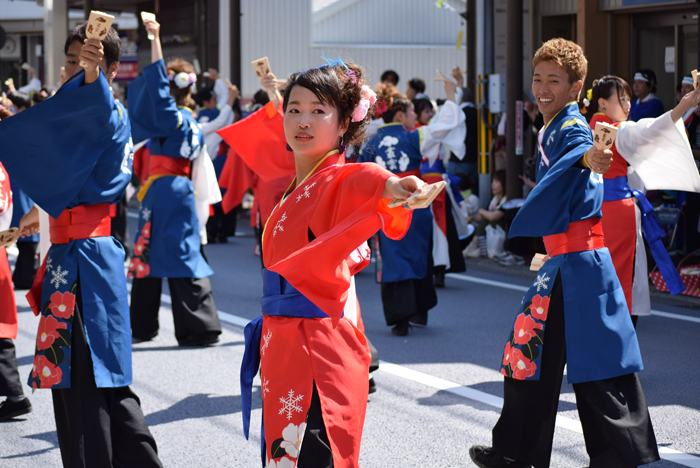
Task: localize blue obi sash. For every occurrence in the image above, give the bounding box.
[603,176,685,295]
[241,269,329,464]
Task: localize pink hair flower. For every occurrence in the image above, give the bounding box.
[351,85,377,122]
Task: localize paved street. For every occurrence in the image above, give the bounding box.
[2,213,699,468]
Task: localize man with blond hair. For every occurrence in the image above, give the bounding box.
[469,38,659,468]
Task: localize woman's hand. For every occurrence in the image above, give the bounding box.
[261,72,281,109]
[143,19,163,63]
[383,175,424,200]
[18,206,40,238]
[672,85,700,123]
[227,84,240,106]
[518,174,536,189]
[444,79,457,103]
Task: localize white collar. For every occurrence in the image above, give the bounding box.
[638,93,656,104]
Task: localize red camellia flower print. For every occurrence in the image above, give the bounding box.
[49,291,76,319]
[132,259,150,278]
[510,348,537,380]
[36,315,68,350]
[513,313,537,345]
[32,355,63,388]
[502,342,513,366]
[133,237,148,256]
[141,222,152,238]
[530,295,550,321]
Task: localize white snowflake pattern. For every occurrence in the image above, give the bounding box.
[141,207,152,221]
[49,265,69,289]
[533,272,550,293]
[279,389,304,420]
[261,376,270,397]
[261,330,272,356]
[273,212,287,237]
[46,257,53,271]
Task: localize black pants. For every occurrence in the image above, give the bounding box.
[0,338,23,397]
[130,276,221,345]
[492,274,659,468]
[380,274,437,327]
[12,241,39,289]
[296,383,333,468]
[110,194,131,259]
[52,287,162,468]
[207,203,239,242]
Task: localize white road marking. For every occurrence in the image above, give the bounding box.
[446,273,700,324]
[143,285,700,468]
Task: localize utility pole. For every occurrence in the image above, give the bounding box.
[505,0,523,200]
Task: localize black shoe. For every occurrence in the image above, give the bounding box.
[391,321,410,336]
[434,271,445,288]
[0,398,32,422]
[469,446,532,468]
[218,235,228,244]
[178,333,220,347]
[368,376,377,394]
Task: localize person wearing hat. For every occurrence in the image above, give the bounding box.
[630,69,664,121]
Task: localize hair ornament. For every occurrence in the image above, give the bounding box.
[374,101,389,118]
[169,69,197,89]
[351,85,377,122]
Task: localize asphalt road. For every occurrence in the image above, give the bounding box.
[2,213,699,468]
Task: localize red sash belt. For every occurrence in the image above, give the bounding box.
[543,217,605,258]
[27,203,111,315]
[396,168,422,179]
[49,203,112,244]
[149,154,191,177]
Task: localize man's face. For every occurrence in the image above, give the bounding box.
[204,96,217,110]
[406,86,417,100]
[532,60,581,123]
[65,40,117,82]
[633,79,650,99]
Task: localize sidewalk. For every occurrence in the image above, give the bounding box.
[464,256,700,311]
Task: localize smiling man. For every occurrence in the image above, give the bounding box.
[468,38,660,468]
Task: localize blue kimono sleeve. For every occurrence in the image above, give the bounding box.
[509,118,593,238]
[127,59,181,143]
[0,70,115,218]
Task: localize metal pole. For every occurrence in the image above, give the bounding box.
[466,0,477,92]
[230,0,241,90]
[505,0,523,200]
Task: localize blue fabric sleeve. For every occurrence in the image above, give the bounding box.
[509,120,593,238]
[127,59,181,143]
[0,70,114,218]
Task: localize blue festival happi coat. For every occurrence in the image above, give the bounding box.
[127,59,212,279]
[0,69,134,389]
[502,102,643,384]
[358,123,433,282]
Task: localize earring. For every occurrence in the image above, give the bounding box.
[602,107,606,112]
[339,134,346,154]
[286,143,293,152]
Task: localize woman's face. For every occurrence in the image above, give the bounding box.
[283,85,346,160]
[491,178,503,195]
[599,90,631,123]
[397,104,417,131]
[418,106,434,125]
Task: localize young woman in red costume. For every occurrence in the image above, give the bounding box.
[587,76,700,325]
[236,61,426,468]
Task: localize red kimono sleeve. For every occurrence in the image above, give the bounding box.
[268,164,412,323]
[219,148,254,214]
[216,101,296,182]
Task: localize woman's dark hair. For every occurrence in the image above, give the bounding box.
[408,78,426,94]
[635,69,657,93]
[380,69,400,86]
[166,58,195,106]
[7,91,30,110]
[586,75,632,116]
[253,89,270,107]
[374,82,411,124]
[65,22,121,67]
[282,62,374,146]
[413,98,433,117]
[492,170,506,190]
[195,87,215,106]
